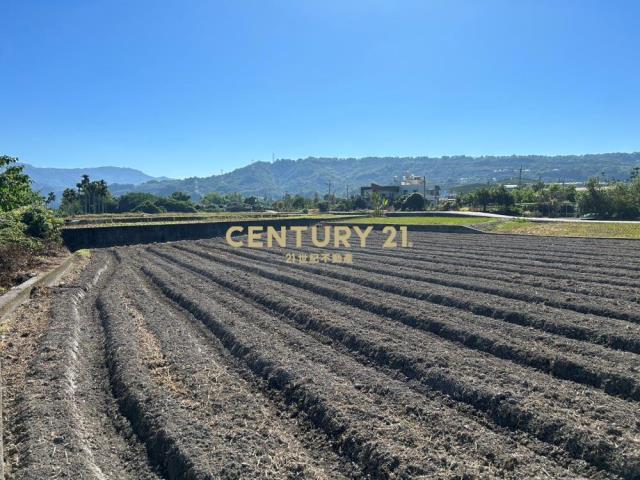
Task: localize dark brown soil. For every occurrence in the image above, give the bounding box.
[4,231,640,479]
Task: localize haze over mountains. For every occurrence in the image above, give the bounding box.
[26,153,640,201]
[22,164,157,196]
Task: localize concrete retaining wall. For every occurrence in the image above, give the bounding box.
[0,254,77,319]
[61,217,345,251]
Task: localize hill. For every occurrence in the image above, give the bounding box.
[109,153,640,200]
[21,164,157,199]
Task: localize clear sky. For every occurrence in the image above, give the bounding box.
[1,0,639,178]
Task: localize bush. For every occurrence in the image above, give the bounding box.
[1,206,61,245]
[0,206,62,290]
[20,205,62,240]
[155,197,197,213]
[402,193,426,211]
[0,212,38,250]
[393,195,407,210]
[225,201,250,212]
[132,201,165,214]
[118,192,157,212]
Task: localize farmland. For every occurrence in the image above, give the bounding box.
[339,216,497,226]
[3,231,640,479]
[489,219,640,239]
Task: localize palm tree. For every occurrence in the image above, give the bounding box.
[76,175,91,213]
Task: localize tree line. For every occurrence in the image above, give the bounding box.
[59,178,374,215]
[455,169,640,219]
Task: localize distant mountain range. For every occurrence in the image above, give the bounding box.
[24,152,640,201]
[109,153,640,200]
[21,164,158,201]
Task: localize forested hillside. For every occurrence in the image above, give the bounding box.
[109,153,640,200]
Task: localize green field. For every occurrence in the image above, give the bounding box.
[340,216,497,226]
[491,220,640,239]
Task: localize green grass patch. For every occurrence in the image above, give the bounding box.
[75,249,92,258]
[492,220,640,239]
[339,216,497,226]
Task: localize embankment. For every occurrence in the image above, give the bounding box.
[62,217,353,251]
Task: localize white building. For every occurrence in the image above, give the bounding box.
[361,173,440,206]
[397,174,425,196]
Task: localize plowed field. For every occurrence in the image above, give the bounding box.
[4,232,640,479]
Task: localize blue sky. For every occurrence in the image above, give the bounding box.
[1,0,639,178]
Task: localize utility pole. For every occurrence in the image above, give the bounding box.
[518,165,523,187]
[346,185,349,199]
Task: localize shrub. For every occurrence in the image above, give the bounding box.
[20,205,62,240]
[0,211,39,250]
[402,193,425,211]
[118,192,157,212]
[224,201,249,212]
[132,201,165,214]
[155,197,197,213]
[0,206,62,289]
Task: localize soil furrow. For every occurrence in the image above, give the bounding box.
[98,258,352,479]
[145,245,640,480]
[9,230,640,480]
[329,241,640,289]
[159,245,640,401]
[234,237,640,303]
[139,254,611,480]
[343,234,640,280]
[392,232,640,260]
[179,242,640,354]
[203,239,640,319]
[6,251,161,480]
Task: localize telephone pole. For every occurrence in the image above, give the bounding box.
[518,165,523,187]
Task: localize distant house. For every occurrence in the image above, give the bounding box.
[398,174,425,196]
[360,174,440,207]
[360,183,400,203]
